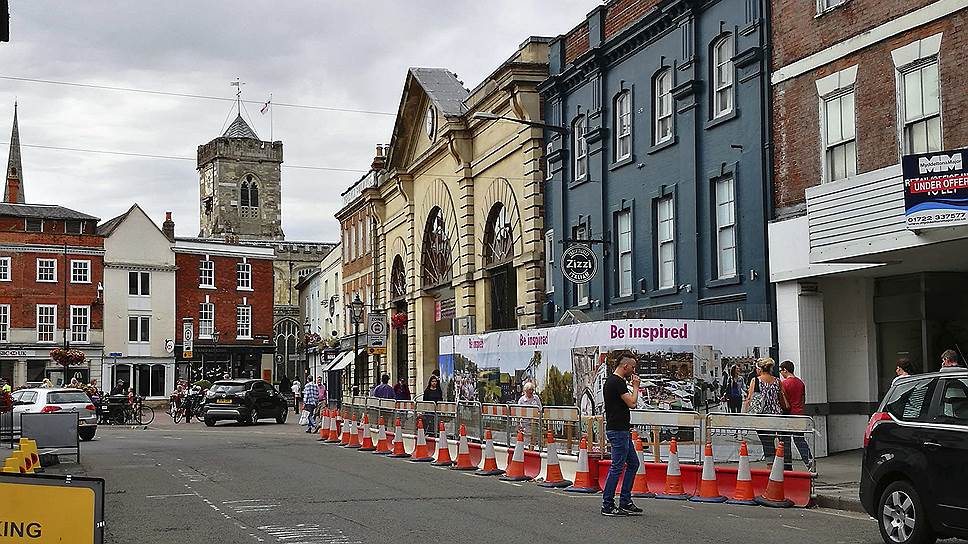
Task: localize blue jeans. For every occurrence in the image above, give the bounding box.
[304,404,316,430]
[603,430,639,508]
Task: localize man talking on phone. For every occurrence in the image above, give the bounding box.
[601,350,642,516]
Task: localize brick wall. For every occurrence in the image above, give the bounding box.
[604,0,659,40]
[174,252,274,343]
[772,12,968,212]
[771,0,937,69]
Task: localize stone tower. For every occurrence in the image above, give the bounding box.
[197,114,284,240]
[5,103,25,204]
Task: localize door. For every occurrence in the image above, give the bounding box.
[489,264,517,331]
[926,376,968,532]
[249,381,271,415]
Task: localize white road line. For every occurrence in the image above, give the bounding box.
[146,493,196,499]
[782,524,805,531]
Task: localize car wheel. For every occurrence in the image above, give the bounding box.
[204,418,216,427]
[79,427,96,441]
[275,409,288,424]
[878,480,936,544]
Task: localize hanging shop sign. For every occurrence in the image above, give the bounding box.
[903,147,968,229]
[560,244,597,284]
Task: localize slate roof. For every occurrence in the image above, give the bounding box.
[0,202,98,221]
[95,212,126,236]
[222,114,259,139]
[409,68,469,117]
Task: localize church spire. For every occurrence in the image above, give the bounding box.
[5,102,25,204]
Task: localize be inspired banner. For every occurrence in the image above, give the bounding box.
[903,148,968,229]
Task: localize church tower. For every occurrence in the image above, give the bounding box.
[197,113,284,240]
[5,103,25,204]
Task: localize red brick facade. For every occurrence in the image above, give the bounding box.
[771,2,968,213]
[562,0,660,64]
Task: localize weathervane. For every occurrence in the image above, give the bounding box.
[230,77,246,114]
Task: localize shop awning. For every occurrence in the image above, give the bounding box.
[324,349,361,372]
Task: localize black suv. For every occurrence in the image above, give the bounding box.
[201,379,289,427]
[860,369,968,544]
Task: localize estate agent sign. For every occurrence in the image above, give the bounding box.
[903,147,968,229]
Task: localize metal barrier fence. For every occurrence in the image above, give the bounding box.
[508,405,542,450]
[705,412,817,472]
[630,409,704,463]
[435,402,458,437]
[395,401,417,434]
[481,403,512,446]
[542,406,580,455]
[457,401,482,442]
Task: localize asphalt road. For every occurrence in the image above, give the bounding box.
[66,419,882,544]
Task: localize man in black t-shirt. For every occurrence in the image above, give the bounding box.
[601,350,642,517]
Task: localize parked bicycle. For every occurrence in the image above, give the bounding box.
[116,396,155,425]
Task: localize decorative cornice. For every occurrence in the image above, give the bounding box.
[0,244,105,256]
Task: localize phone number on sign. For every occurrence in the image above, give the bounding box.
[907,211,968,225]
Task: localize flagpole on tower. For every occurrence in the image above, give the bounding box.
[269,92,273,142]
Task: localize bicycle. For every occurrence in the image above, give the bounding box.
[168,395,185,423]
[115,396,155,425]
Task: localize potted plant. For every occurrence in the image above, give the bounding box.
[391,312,408,330]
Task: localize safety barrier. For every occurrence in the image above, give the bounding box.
[508,405,542,450]
[435,402,458,437]
[481,403,512,446]
[457,401,482,442]
[542,406,581,455]
[394,401,417,435]
[377,399,396,427]
[630,409,704,464]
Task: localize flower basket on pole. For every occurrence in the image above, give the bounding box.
[50,348,86,385]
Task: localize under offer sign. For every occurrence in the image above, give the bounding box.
[903,147,968,229]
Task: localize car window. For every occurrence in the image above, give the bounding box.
[884,378,935,422]
[251,382,266,392]
[935,378,968,426]
[47,391,92,404]
[210,383,246,394]
[20,391,38,404]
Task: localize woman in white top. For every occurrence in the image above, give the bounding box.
[290,380,301,414]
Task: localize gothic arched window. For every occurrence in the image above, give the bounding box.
[391,255,406,300]
[421,207,452,288]
[483,202,513,266]
[249,182,259,208]
[240,180,250,208]
[240,175,260,218]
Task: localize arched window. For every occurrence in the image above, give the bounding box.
[421,207,452,288]
[240,175,259,211]
[391,255,406,299]
[573,115,587,182]
[483,202,513,266]
[249,182,259,208]
[654,68,674,144]
[712,35,734,119]
[614,92,632,161]
[240,180,250,208]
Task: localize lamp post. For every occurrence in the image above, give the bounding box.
[211,329,220,381]
[303,316,311,383]
[349,294,365,395]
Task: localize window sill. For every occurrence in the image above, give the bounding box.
[649,286,678,298]
[36,280,57,284]
[572,301,593,311]
[0,278,11,282]
[608,156,634,171]
[704,109,739,131]
[237,287,254,292]
[707,275,741,288]
[568,177,592,189]
[815,1,850,17]
[70,280,92,285]
[237,336,253,341]
[199,285,217,290]
[37,340,56,345]
[611,294,637,304]
[647,137,677,155]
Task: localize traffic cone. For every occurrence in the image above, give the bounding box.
[655,438,690,500]
[345,415,361,448]
[338,412,351,446]
[389,418,410,459]
[755,441,794,508]
[373,416,391,455]
[566,435,599,493]
[631,431,654,498]
[325,411,341,443]
[318,408,330,441]
[3,455,23,474]
[450,424,476,471]
[728,441,757,505]
[501,429,532,481]
[431,421,454,467]
[355,416,367,447]
[12,451,32,474]
[690,442,727,502]
[359,415,376,451]
[475,429,504,476]
[19,439,40,469]
[410,417,434,462]
[539,432,572,488]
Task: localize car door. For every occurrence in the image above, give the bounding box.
[924,376,968,533]
[249,381,269,414]
[11,391,39,431]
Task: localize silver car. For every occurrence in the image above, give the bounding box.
[11,388,98,441]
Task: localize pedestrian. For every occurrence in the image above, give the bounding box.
[601,350,642,517]
[393,377,411,401]
[0,378,10,393]
[744,358,789,465]
[940,349,964,372]
[42,378,54,389]
[302,376,319,433]
[721,364,744,413]
[893,357,915,384]
[517,381,542,448]
[423,376,443,402]
[779,360,814,471]
[372,374,395,399]
[291,378,302,414]
[280,374,291,397]
[315,375,327,409]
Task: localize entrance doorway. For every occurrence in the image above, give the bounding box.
[488,264,517,331]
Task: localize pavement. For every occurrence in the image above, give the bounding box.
[40,418,884,544]
[813,449,864,512]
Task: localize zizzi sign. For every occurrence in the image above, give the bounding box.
[560,244,597,284]
[903,148,968,229]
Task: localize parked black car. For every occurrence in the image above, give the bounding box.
[860,369,968,544]
[201,379,288,427]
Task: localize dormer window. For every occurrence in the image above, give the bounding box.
[425,105,436,140]
[66,220,83,234]
[25,218,43,232]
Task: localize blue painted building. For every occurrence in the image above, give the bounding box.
[539,0,772,325]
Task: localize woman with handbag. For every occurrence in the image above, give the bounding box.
[743,358,789,465]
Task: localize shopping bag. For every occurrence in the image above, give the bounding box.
[298,410,309,426]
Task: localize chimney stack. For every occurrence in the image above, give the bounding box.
[162,211,175,242]
[371,144,387,171]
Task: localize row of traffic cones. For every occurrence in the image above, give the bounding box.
[2,439,40,474]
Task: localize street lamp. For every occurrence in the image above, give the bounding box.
[303,316,311,383]
[349,295,365,393]
[471,112,570,135]
[211,329,220,381]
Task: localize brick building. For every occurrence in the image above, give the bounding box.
[0,105,105,387]
[173,237,275,383]
[767,0,968,454]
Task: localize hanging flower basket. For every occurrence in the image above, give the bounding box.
[49,348,86,366]
[391,312,408,330]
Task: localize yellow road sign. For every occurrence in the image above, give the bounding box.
[0,473,104,543]
[367,346,387,355]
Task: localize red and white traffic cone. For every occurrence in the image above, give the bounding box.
[317,408,330,441]
[566,435,599,493]
[431,421,454,467]
[755,441,794,508]
[410,417,434,462]
[728,441,757,505]
[358,414,376,451]
[501,429,532,481]
[655,438,690,500]
[539,432,572,488]
[450,424,476,471]
[631,431,654,498]
[690,441,726,502]
[389,418,410,459]
[345,415,361,448]
[338,412,351,446]
[373,416,391,455]
[475,429,504,476]
[325,411,341,443]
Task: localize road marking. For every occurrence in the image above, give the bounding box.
[782,524,805,531]
[258,524,361,544]
[146,493,196,499]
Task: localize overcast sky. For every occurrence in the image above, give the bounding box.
[0,1,592,241]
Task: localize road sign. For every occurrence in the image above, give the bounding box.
[0,473,105,544]
[367,313,387,350]
[560,243,597,284]
[367,346,387,356]
[182,319,194,359]
[108,352,122,358]
[164,339,175,354]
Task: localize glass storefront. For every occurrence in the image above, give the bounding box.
[111,363,169,398]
